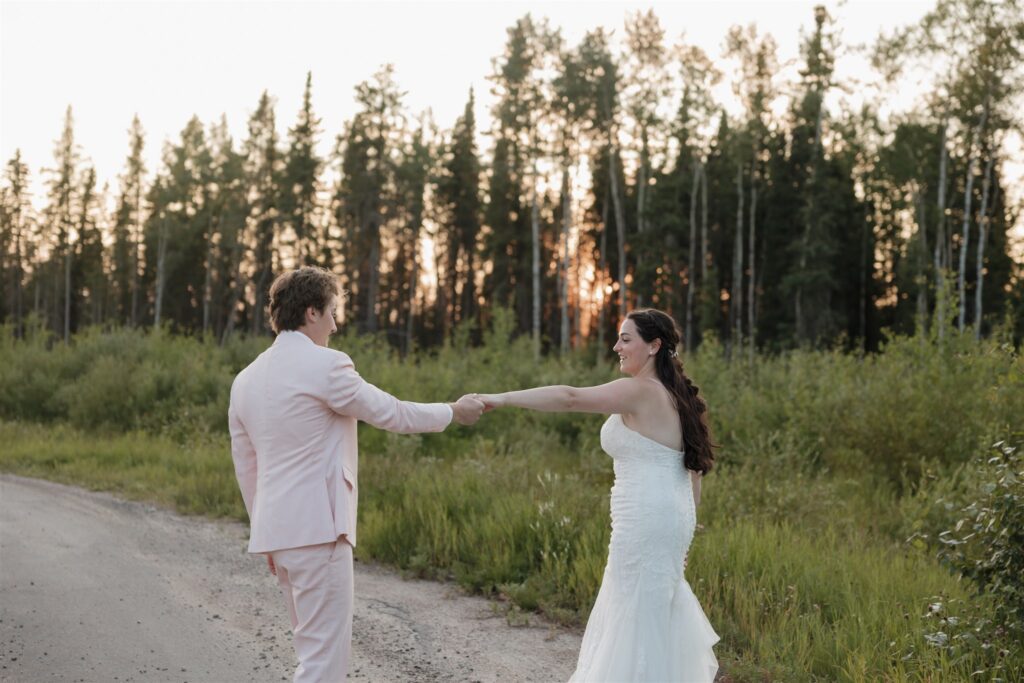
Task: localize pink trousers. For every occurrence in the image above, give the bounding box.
[271,539,354,682]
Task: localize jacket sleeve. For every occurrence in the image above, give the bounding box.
[228,387,258,519]
[324,351,453,433]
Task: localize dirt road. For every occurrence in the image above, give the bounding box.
[0,475,580,682]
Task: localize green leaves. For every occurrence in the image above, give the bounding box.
[938,435,1024,637]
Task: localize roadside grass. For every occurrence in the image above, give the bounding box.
[2,318,1021,680]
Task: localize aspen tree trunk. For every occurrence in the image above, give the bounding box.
[608,146,628,320]
[700,163,708,290]
[13,226,23,336]
[859,198,869,349]
[597,180,610,355]
[915,191,929,332]
[685,160,700,351]
[202,216,216,335]
[405,237,418,356]
[559,165,571,353]
[63,230,71,344]
[732,162,744,350]
[531,170,542,360]
[747,163,757,357]
[934,120,949,339]
[154,216,168,328]
[366,215,380,334]
[796,105,824,343]
[973,149,995,340]
[219,226,247,345]
[636,142,647,309]
[957,141,980,331]
[958,99,988,331]
[131,184,141,327]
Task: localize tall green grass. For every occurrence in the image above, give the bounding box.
[1,317,1021,680]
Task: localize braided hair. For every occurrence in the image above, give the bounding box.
[626,308,716,475]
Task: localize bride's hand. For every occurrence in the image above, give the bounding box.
[474,393,506,412]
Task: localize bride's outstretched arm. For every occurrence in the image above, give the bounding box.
[478,378,644,415]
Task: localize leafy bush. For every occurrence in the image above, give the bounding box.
[938,434,1024,638]
[2,318,1023,680]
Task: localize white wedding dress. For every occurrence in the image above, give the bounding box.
[569,413,719,683]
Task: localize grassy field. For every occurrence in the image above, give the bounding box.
[1,316,1021,681]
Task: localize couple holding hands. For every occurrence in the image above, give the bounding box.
[229,266,718,682]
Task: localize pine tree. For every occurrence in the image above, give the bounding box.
[111,115,146,326]
[207,116,247,340]
[623,10,671,308]
[436,90,482,335]
[724,23,778,351]
[75,167,106,326]
[1,151,30,336]
[335,65,404,334]
[44,106,79,342]
[243,92,281,336]
[281,72,323,267]
[146,116,212,330]
[791,6,837,345]
[672,43,720,351]
[484,15,560,354]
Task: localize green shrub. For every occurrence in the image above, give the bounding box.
[2,320,1023,681]
[938,434,1024,639]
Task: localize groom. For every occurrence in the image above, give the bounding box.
[229,266,484,682]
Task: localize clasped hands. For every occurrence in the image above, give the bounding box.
[449,393,505,426]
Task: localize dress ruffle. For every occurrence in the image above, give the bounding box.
[569,573,719,683]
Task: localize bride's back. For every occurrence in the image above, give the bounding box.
[619,377,684,453]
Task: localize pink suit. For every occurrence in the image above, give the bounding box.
[229,330,452,681]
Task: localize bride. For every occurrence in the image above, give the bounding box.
[478,308,719,682]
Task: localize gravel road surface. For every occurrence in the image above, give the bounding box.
[0,474,580,682]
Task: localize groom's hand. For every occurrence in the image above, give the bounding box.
[450,395,485,425]
[476,394,505,412]
[266,554,277,576]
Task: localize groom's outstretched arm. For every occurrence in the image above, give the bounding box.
[324,351,474,432]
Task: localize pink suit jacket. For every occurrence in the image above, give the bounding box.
[228,330,452,553]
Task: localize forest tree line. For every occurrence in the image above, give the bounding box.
[2,0,1022,356]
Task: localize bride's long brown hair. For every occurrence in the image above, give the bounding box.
[626,309,716,475]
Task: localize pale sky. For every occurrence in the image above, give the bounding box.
[2,0,1021,247]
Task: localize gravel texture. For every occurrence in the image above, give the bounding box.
[0,474,580,682]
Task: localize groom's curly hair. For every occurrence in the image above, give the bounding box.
[267,267,341,333]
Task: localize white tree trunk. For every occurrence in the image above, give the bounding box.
[154,217,168,328]
[959,98,989,331]
[973,148,995,340]
[406,236,418,356]
[131,184,141,327]
[700,163,708,290]
[915,190,929,332]
[747,164,757,357]
[531,165,542,359]
[609,145,628,319]
[732,162,744,349]
[957,149,980,329]
[202,217,215,335]
[559,165,571,353]
[597,180,610,357]
[63,230,71,344]
[934,120,949,339]
[635,145,647,309]
[685,160,700,352]
[797,104,824,343]
[366,220,380,333]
